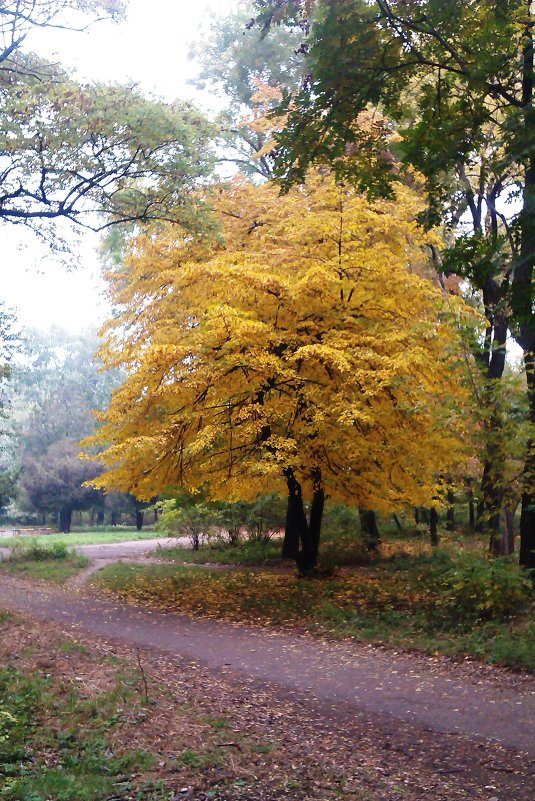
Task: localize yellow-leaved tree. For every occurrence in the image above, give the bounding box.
[86,172,475,572]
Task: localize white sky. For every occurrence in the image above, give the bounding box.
[2,0,237,332]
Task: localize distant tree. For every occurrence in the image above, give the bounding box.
[191,1,303,177]
[0,326,122,520]
[20,438,102,532]
[8,327,121,459]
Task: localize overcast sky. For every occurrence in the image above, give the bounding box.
[2,0,237,332]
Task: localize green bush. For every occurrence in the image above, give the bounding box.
[7,540,69,562]
[440,556,533,621]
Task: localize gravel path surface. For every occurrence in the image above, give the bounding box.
[0,571,533,768]
[0,535,188,562]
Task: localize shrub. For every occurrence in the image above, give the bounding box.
[246,494,286,542]
[156,502,216,550]
[7,539,69,562]
[440,556,533,621]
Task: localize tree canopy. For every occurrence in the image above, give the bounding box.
[86,172,475,569]
[190,1,304,178]
[0,1,215,244]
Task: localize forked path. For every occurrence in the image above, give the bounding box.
[0,572,534,768]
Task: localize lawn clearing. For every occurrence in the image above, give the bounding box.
[93,551,535,672]
[0,527,162,548]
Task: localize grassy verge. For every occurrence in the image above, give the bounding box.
[0,528,161,548]
[0,541,90,584]
[93,551,535,672]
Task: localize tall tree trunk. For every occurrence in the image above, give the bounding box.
[59,507,72,534]
[135,510,144,531]
[299,469,324,574]
[502,507,516,555]
[282,467,306,560]
[480,307,508,555]
[520,357,535,567]
[429,507,439,547]
[446,490,455,532]
[359,508,380,551]
[514,15,535,568]
[476,498,486,533]
[468,490,475,531]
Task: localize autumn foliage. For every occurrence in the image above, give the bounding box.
[87,172,474,568]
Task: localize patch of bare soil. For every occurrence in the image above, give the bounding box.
[0,612,533,801]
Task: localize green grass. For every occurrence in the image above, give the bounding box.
[0,665,159,801]
[0,541,90,584]
[94,549,535,672]
[0,527,162,548]
[0,554,90,583]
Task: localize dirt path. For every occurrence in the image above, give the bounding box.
[0,571,534,779]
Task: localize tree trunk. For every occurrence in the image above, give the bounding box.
[97,509,104,525]
[476,498,485,532]
[359,508,380,551]
[393,513,403,532]
[282,467,307,560]
[59,507,72,534]
[446,490,455,532]
[135,510,144,531]
[514,25,535,566]
[468,491,475,531]
[299,471,324,574]
[283,467,325,574]
[429,507,439,547]
[414,508,420,525]
[502,507,515,555]
[520,358,535,568]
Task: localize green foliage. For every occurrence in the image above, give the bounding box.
[7,539,70,561]
[440,557,533,621]
[0,540,89,583]
[245,493,286,542]
[156,501,216,550]
[157,494,286,548]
